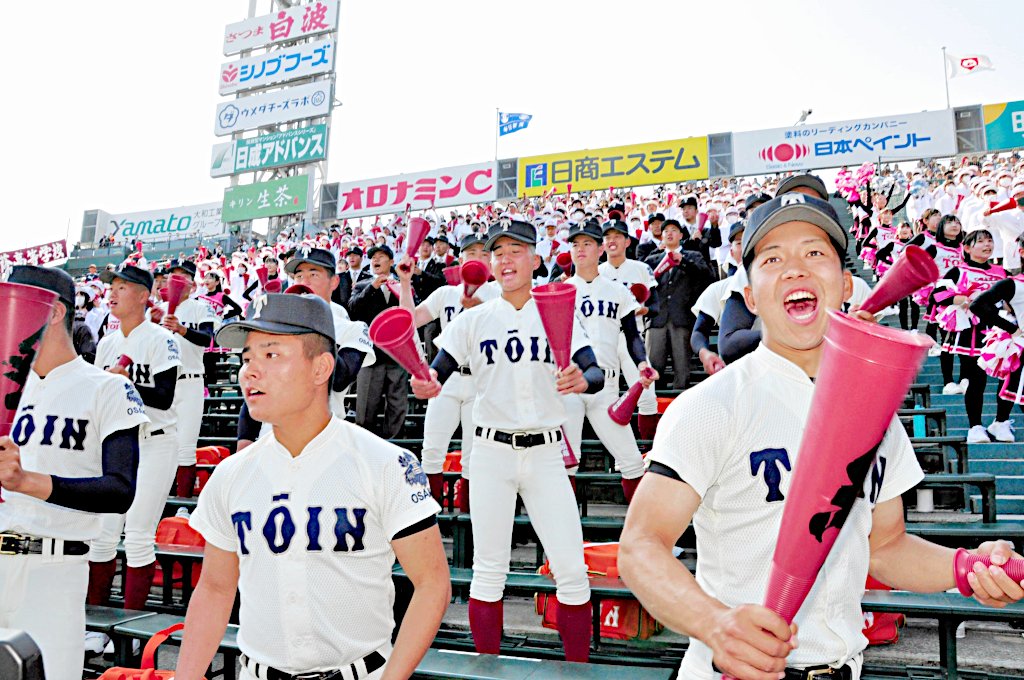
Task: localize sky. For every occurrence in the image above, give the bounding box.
[1,0,1023,251]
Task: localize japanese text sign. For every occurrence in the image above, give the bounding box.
[211,124,328,178]
[983,100,1024,152]
[94,204,226,243]
[330,162,497,219]
[517,137,708,197]
[1,240,68,269]
[222,175,311,222]
[219,37,336,96]
[215,82,332,136]
[223,1,339,56]
[732,110,957,174]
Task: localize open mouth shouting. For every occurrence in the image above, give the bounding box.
[783,288,819,324]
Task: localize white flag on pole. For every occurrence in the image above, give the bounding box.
[945,53,995,78]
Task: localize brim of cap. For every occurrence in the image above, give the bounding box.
[215,318,334,349]
[485,231,536,250]
[284,256,329,275]
[742,204,847,261]
[99,270,147,285]
[776,177,828,200]
[568,231,602,243]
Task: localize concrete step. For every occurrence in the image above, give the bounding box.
[971,493,1024,515]
[969,459,1024,476]
[967,443,1024,459]
[995,476,1024,495]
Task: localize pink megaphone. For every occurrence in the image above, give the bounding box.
[461,260,489,298]
[443,265,462,286]
[116,354,134,370]
[653,251,681,277]
[384,280,401,298]
[284,284,314,295]
[953,548,1024,596]
[264,279,282,294]
[398,219,431,273]
[368,307,431,381]
[607,367,654,426]
[255,266,269,288]
[630,283,650,304]
[0,283,58,438]
[556,251,573,276]
[532,282,577,370]
[698,213,709,230]
[166,273,190,316]
[761,311,932,624]
[159,288,169,302]
[858,245,939,315]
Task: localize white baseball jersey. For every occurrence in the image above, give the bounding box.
[331,301,375,367]
[566,274,638,371]
[691,277,733,324]
[422,283,500,332]
[96,321,182,432]
[0,357,149,541]
[190,417,439,672]
[598,258,658,292]
[650,344,923,677]
[168,297,218,375]
[439,296,590,432]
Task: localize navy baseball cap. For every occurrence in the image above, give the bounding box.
[168,259,197,277]
[460,233,486,250]
[776,174,829,201]
[345,247,363,257]
[8,265,76,309]
[215,293,335,349]
[742,194,847,265]
[648,212,666,223]
[728,220,746,243]
[100,263,154,290]
[285,246,336,275]
[744,193,772,211]
[602,219,631,238]
[366,244,394,260]
[485,219,537,250]
[567,221,603,243]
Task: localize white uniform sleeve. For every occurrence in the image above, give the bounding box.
[438,311,471,365]
[188,462,239,552]
[569,312,591,358]
[381,449,441,540]
[149,330,182,375]
[98,376,151,436]
[874,416,925,504]
[691,282,720,318]
[421,288,447,322]
[642,262,658,289]
[648,391,733,498]
[615,285,640,319]
[335,319,376,364]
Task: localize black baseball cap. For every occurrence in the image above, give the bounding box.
[776,174,829,201]
[366,244,394,260]
[744,193,772,211]
[216,293,335,349]
[742,194,847,265]
[648,212,666,223]
[8,265,76,310]
[460,233,486,250]
[681,196,698,208]
[485,219,537,250]
[345,247,363,257]
[168,259,197,277]
[284,246,336,275]
[728,220,746,243]
[100,263,154,290]
[602,219,631,238]
[567,221,603,244]
[434,235,450,245]
[662,219,684,233]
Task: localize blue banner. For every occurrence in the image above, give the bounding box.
[498,112,532,137]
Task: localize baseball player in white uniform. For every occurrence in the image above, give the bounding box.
[175,293,449,680]
[619,194,1024,680]
[88,263,182,619]
[0,266,147,679]
[160,259,216,497]
[396,233,499,511]
[564,221,657,502]
[599,220,661,440]
[237,247,374,449]
[412,219,605,662]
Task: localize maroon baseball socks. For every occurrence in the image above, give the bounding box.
[556,600,592,662]
[468,597,503,654]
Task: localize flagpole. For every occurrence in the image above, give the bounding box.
[942,46,951,109]
[495,108,499,161]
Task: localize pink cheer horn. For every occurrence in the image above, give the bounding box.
[630,283,650,304]
[698,212,709,230]
[255,266,269,288]
[0,283,59,439]
[556,251,574,277]
[165,273,191,316]
[368,307,431,381]
[953,548,1024,596]
[532,282,577,370]
[608,367,654,426]
[384,280,401,298]
[653,250,681,277]
[461,260,489,298]
[443,265,462,286]
[761,311,932,624]
[858,245,939,315]
[116,354,134,370]
[284,284,314,295]
[158,288,169,302]
[264,279,283,294]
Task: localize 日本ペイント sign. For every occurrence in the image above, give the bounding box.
[222,175,311,222]
[211,125,328,178]
[223,0,339,55]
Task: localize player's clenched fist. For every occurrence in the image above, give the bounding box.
[554,363,589,395]
[411,367,443,400]
[706,604,797,680]
[0,436,26,491]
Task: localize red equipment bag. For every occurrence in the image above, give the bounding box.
[862,575,905,646]
[98,623,206,679]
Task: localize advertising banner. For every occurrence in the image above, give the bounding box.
[223,0,339,55]
[1,240,68,269]
[983,100,1024,152]
[94,204,226,243]
[211,124,328,177]
[219,37,335,95]
[732,110,957,174]
[517,137,708,198]
[222,174,311,222]
[331,162,497,219]
[215,82,332,136]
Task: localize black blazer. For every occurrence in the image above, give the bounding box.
[642,249,714,329]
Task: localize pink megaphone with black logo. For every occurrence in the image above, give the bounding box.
[531,282,577,370]
[653,251,681,277]
[607,367,654,426]
[368,307,431,381]
[0,283,58,439]
[166,273,190,316]
[858,245,939,315]
[443,265,462,286]
[461,260,489,298]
